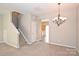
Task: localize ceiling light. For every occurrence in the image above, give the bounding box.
[52,3,67,26]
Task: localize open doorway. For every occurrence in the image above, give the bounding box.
[41,19,49,43]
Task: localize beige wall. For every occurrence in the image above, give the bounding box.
[76,7,79,51]
[0,15,3,41]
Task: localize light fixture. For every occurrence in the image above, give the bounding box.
[52,3,67,26]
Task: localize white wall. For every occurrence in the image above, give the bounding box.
[39,4,77,48]
[49,7,77,48]
[7,22,19,48]
[19,14,41,44]
[0,4,41,46]
[0,4,78,48]
[31,19,37,42]
[35,16,41,41]
[0,5,20,48]
[32,16,42,42]
[0,6,8,42]
[19,14,32,43]
[5,10,20,48]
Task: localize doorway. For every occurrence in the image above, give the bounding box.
[41,20,49,43]
[45,25,49,43]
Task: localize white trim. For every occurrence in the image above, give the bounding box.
[49,42,76,49]
[5,42,19,48]
[0,40,19,48]
[0,41,19,48]
[10,22,19,34]
[18,28,32,44]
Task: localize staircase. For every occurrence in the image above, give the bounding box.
[19,32,27,47]
[12,11,31,48]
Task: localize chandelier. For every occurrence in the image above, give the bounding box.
[52,3,67,26]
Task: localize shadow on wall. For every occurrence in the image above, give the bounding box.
[12,11,21,29]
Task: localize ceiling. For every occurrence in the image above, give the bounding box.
[0,3,79,16]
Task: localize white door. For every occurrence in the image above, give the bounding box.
[0,15,3,41]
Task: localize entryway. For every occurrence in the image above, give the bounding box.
[41,19,49,43]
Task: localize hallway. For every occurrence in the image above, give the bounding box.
[0,40,77,56]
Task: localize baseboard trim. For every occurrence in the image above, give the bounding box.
[5,42,19,48]
[49,42,76,49]
[0,40,19,48]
